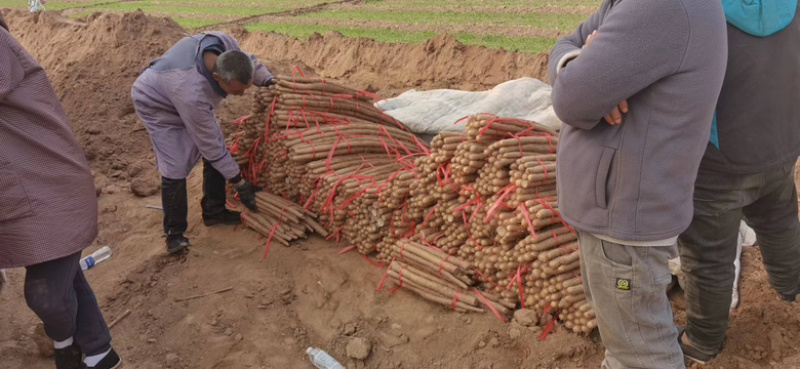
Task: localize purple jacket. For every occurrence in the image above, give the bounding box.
[0,13,99,268]
[548,0,727,241]
[131,31,273,180]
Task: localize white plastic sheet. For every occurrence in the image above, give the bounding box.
[375,78,563,135]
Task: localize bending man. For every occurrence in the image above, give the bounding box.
[132,31,272,254]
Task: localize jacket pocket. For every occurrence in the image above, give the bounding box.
[0,170,34,222]
[595,147,616,209]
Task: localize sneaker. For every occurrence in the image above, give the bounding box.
[55,342,83,369]
[202,210,242,226]
[83,348,122,369]
[166,234,190,254]
[678,328,722,364]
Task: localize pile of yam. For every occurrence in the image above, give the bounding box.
[227,76,595,333]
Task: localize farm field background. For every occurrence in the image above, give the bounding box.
[0,0,596,53]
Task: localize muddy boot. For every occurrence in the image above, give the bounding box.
[202,209,242,226]
[166,234,190,254]
[54,342,83,369]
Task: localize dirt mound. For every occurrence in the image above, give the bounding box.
[3,10,184,182]
[236,30,550,96]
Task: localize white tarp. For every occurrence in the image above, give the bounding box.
[375,77,563,135]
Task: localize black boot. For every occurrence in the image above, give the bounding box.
[54,342,83,369]
[166,234,190,254]
[161,176,188,237]
[200,159,241,226]
[203,209,242,226]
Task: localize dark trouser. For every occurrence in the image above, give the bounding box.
[679,164,800,353]
[161,159,228,236]
[24,252,111,356]
[578,231,684,369]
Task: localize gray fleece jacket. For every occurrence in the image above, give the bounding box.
[549,0,728,242]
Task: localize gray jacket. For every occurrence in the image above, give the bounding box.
[548,0,728,242]
[131,32,272,180]
[701,6,800,174]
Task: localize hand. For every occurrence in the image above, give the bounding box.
[235,180,259,211]
[582,30,599,50]
[604,100,629,125]
[0,269,7,295]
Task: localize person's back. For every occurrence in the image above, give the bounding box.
[548,0,727,367]
[677,1,800,364]
[703,2,800,173]
[0,13,97,268]
[0,12,120,369]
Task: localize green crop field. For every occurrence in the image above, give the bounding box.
[0,0,596,54]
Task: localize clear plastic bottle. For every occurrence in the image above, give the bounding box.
[80,246,113,271]
[306,347,345,369]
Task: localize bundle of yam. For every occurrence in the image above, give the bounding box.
[225,74,427,234]
[241,192,328,246]
[227,74,426,203]
[383,239,514,318]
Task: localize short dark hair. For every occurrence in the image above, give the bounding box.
[214,50,254,85]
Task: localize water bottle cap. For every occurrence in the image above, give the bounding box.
[306,347,313,354]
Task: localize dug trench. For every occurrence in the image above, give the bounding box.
[0,9,799,369]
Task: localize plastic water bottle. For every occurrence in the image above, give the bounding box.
[80,246,113,271]
[306,347,345,369]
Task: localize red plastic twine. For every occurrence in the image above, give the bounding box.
[539,313,559,341]
[473,288,506,323]
[485,184,517,222]
[262,223,279,260]
[389,265,409,292]
[519,205,537,238]
[361,254,385,268]
[452,290,465,310]
[376,257,396,291]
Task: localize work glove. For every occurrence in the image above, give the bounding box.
[235,180,259,211]
[0,269,7,295]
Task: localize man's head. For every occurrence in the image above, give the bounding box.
[212,50,254,96]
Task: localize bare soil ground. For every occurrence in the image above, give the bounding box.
[1,9,800,369]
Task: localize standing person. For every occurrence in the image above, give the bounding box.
[0,12,121,369]
[132,31,273,254]
[678,0,800,363]
[547,0,728,367]
[28,0,46,13]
